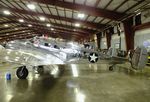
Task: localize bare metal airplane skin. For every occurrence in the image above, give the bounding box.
[0,37,148,79]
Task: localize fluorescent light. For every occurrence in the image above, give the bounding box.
[27,4,36,10]
[51,28,54,31]
[3,10,10,15]
[75,23,80,27]
[28,24,32,27]
[134,9,141,13]
[39,16,45,21]
[19,19,24,23]
[46,23,51,27]
[4,24,9,27]
[78,13,85,18]
[136,12,141,16]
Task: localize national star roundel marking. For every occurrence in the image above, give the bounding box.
[88,52,99,63]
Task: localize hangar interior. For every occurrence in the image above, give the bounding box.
[0,0,150,102]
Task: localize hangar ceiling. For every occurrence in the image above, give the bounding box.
[0,0,150,42]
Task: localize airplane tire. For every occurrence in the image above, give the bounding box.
[109,66,113,71]
[16,66,28,79]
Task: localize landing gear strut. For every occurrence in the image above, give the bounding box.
[16,66,28,79]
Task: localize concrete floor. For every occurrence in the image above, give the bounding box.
[0,63,150,102]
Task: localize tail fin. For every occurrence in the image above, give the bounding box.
[131,46,148,70]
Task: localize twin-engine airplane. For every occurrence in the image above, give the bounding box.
[0,38,148,79]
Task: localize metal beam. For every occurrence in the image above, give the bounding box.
[25,25,85,40]
[124,0,145,13]
[1,35,35,42]
[0,21,15,25]
[0,28,30,35]
[0,16,90,41]
[0,19,90,40]
[96,32,102,49]
[20,23,88,36]
[105,30,112,49]
[0,6,105,30]
[0,14,94,34]
[34,26,88,39]
[17,20,89,36]
[0,26,25,32]
[0,31,35,37]
[133,22,150,31]
[23,0,124,20]
[123,17,134,51]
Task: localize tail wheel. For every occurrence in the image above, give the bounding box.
[16,66,28,79]
[109,66,114,71]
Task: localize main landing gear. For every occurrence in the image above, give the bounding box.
[109,66,114,71]
[16,66,28,79]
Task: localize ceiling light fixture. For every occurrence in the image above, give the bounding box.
[27,4,36,10]
[39,16,45,21]
[77,13,85,18]
[75,23,80,27]
[28,24,32,27]
[15,28,18,30]
[46,23,51,27]
[136,12,141,16]
[3,10,10,15]
[4,24,9,27]
[51,28,54,31]
[19,19,24,23]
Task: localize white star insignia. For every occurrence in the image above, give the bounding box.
[89,53,98,62]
